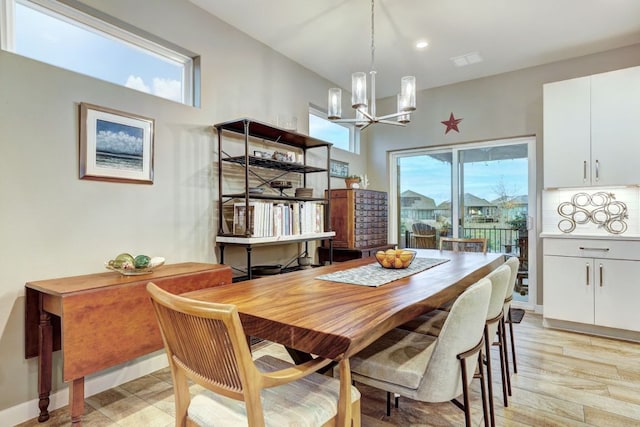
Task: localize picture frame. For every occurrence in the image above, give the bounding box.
[79,102,155,184]
[329,159,349,178]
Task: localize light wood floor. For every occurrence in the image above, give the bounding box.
[17,312,640,426]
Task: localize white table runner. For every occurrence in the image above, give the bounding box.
[315,257,450,287]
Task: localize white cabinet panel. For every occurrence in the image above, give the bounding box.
[543,238,640,333]
[543,76,591,188]
[591,66,640,186]
[543,65,640,188]
[544,238,640,260]
[595,258,640,331]
[543,255,594,324]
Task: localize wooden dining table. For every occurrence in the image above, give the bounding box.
[184,249,504,426]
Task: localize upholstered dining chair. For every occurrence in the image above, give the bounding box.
[399,264,512,427]
[146,282,361,427]
[439,237,488,253]
[342,278,492,427]
[503,256,521,388]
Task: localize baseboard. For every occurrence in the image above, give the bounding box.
[543,317,640,343]
[1,352,168,426]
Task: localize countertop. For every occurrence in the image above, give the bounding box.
[540,232,640,241]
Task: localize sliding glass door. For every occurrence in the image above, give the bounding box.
[390,137,535,306]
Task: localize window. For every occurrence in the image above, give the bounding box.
[308,105,358,153]
[390,137,535,305]
[1,0,199,106]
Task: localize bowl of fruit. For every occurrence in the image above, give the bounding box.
[375,249,417,269]
[106,253,165,275]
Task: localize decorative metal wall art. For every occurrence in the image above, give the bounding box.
[557,192,628,234]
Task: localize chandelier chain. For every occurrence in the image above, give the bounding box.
[370,0,376,73]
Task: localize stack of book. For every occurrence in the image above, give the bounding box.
[232,201,325,237]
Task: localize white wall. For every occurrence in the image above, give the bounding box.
[0,0,347,419]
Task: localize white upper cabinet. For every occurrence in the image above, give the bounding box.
[543,66,640,188]
[591,66,640,186]
[543,76,591,188]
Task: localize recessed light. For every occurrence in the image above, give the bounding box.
[415,40,429,49]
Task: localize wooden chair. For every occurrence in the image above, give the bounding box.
[343,279,492,427]
[439,237,487,253]
[146,282,361,427]
[412,223,436,249]
[399,265,513,427]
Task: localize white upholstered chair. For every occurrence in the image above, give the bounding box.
[503,256,521,389]
[400,265,512,427]
[342,279,492,427]
[147,282,361,427]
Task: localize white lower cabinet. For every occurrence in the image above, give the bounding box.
[594,258,640,331]
[543,239,640,333]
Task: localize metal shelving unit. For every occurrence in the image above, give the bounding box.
[214,118,334,279]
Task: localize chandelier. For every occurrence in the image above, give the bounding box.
[327,0,416,130]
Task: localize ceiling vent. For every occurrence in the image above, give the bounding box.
[450,52,483,67]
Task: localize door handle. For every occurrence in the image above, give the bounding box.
[586,263,590,286]
[595,160,600,181]
[583,160,587,182]
[599,263,603,287]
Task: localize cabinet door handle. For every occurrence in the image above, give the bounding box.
[599,263,603,287]
[583,160,587,182]
[578,247,610,252]
[595,159,600,181]
[586,263,590,286]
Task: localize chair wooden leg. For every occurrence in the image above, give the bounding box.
[477,350,491,427]
[500,318,512,397]
[459,357,472,427]
[385,392,400,416]
[386,392,391,416]
[483,327,496,427]
[507,309,518,374]
[497,319,510,406]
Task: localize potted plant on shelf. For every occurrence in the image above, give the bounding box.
[344,175,361,189]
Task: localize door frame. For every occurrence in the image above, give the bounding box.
[389,136,537,309]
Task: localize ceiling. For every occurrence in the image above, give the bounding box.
[189,0,640,99]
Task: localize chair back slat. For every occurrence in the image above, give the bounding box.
[148,284,253,400]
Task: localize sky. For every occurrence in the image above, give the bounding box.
[400,154,528,205]
[14,3,183,103]
[96,120,144,156]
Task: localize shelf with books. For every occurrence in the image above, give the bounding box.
[215,118,334,279]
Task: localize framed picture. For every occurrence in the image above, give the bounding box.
[330,159,349,178]
[79,102,155,184]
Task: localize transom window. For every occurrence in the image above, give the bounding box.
[1,0,199,106]
[309,105,359,153]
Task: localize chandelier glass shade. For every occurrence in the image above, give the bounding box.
[327,0,416,130]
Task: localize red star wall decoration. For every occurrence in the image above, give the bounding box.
[441,112,463,134]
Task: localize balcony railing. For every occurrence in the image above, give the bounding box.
[403,226,526,254]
